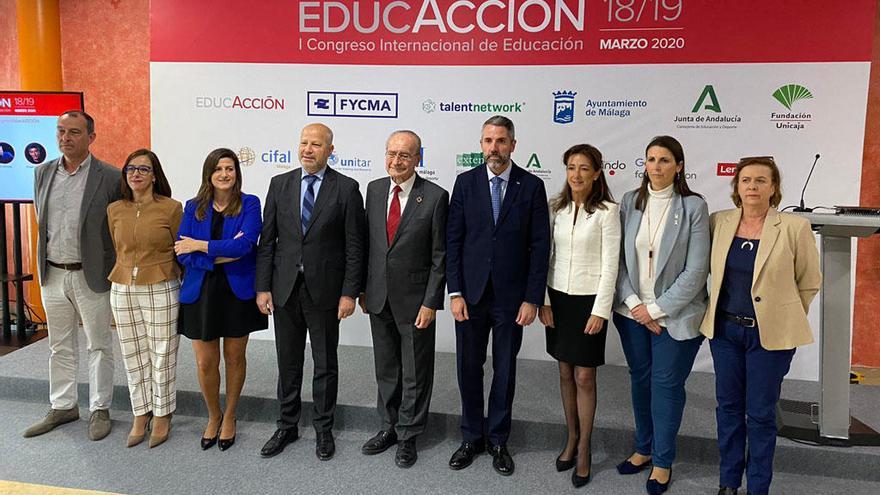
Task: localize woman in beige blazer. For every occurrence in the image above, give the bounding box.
[700,156,820,495]
[538,144,619,488]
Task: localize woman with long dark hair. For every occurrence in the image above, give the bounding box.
[175,148,266,451]
[539,144,619,488]
[612,136,710,494]
[108,149,182,448]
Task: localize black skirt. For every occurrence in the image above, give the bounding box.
[545,287,607,367]
[178,213,268,341]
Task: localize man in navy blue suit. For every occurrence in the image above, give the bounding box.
[446,115,550,476]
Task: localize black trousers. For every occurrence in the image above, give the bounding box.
[273,275,340,433]
[369,301,436,440]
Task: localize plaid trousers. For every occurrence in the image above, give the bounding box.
[110,279,180,417]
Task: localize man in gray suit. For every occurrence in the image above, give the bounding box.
[25,110,121,440]
[359,130,448,468]
[256,123,365,461]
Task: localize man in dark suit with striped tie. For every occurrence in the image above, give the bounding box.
[256,123,366,461]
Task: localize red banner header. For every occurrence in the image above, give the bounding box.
[0,92,84,116]
[151,1,876,65]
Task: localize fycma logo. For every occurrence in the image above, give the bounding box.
[422,99,525,114]
[308,91,398,118]
[770,84,813,131]
[552,91,576,124]
[674,85,741,130]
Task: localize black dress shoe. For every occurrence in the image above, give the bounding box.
[617,456,652,475]
[718,488,738,495]
[556,453,576,472]
[395,438,418,468]
[200,420,221,450]
[646,468,672,495]
[362,429,398,455]
[260,427,298,458]
[448,441,485,470]
[316,431,335,461]
[571,453,592,488]
[488,443,515,476]
[218,419,236,451]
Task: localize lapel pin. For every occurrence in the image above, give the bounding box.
[416,196,423,203]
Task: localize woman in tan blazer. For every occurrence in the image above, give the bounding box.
[108,149,183,449]
[700,156,820,495]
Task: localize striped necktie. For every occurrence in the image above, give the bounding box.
[302,174,317,233]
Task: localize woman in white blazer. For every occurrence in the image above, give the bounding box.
[538,144,620,488]
[612,136,710,495]
[700,157,820,495]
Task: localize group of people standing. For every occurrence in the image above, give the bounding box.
[23,110,820,495]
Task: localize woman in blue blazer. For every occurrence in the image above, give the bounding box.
[612,136,710,494]
[174,148,267,451]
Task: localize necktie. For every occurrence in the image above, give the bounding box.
[386,185,402,245]
[302,174,317,234]
[490,176,503,223]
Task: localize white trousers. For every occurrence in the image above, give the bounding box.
[41,266,114,412]
[110,279,180,417]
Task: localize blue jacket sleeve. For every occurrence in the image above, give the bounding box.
[206,195,263,258]
[176,199,214,271]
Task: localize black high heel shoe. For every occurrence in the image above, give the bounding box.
[571,452,592,488]
[218,419,236,451]
[556,436,578,471]
[200,419,222,450]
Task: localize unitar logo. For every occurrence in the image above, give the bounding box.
[692,85,721,113]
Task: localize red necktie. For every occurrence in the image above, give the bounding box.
[386,185,402,246]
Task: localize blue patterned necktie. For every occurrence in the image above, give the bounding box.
[490,176,503,224]
[302,174,317,233]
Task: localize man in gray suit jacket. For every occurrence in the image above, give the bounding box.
[25,110,121,441]
[359,131,448,468]
[256,123,365,461]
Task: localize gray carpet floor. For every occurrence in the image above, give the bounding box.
[2,337,880,494]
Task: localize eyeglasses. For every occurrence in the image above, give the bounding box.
[385,151,416,162]
[738,156,775,165]
[124,165,153,176]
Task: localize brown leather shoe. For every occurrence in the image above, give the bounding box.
[149,414,172,448]
[23,408,79,438]
[89,410,112,441]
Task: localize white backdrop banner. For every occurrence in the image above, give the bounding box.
[150,0,877,381]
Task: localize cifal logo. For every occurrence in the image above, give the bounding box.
[770,84,813,131]
[716,163,737,176]
[422,99,524,114]
[553,91,576,124]
[674,85,741,130]
[308,91,398,118]
[261,149,297,169]
[456,152,483,168]
[298,1,586,35]
[237,147,256,167]
[195,95,285,111]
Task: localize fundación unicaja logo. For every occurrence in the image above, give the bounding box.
[770,84,813,131]
[772,84,813,110]
[237,147,256,167]
[552,91,577,124]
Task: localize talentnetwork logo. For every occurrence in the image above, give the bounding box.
[770,84,813,131]
[673,85,741,130]
[308,91,398,118]
[422,98,525,114]
[298,1,586,34]
[553,91,576,124]
[195,95,285,111]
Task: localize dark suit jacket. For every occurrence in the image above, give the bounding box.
[34,156,121,292]
[177,193,263,304]
[255,166,365,310]
[363,175,448,323]
[446,163,550,311]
